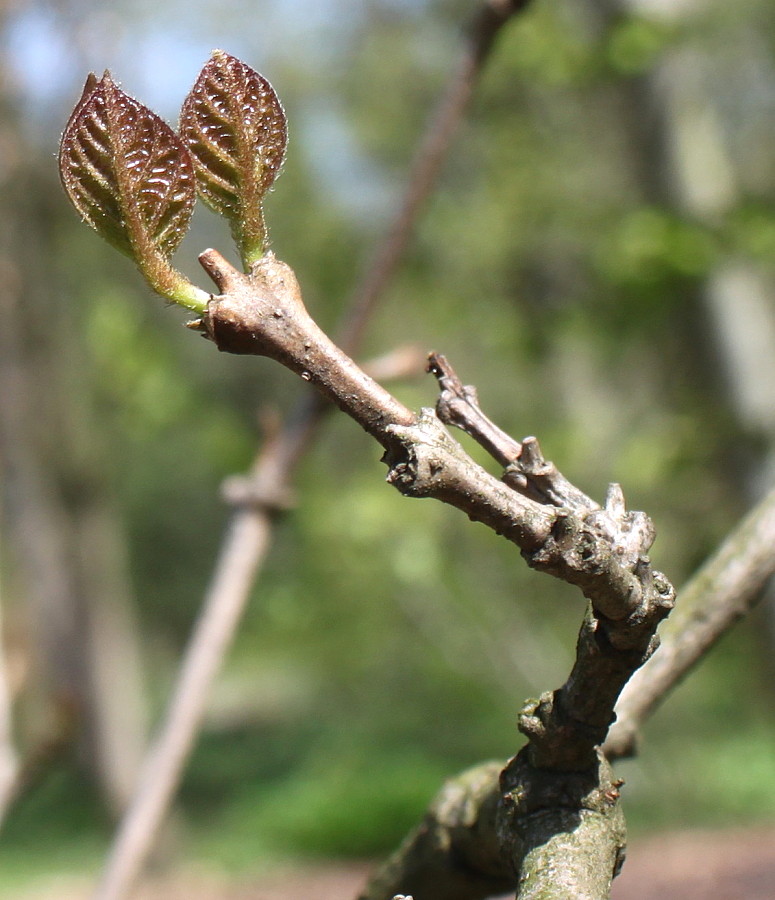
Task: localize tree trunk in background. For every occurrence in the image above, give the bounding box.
[589,0,775,665]
[0,19,148,815]
[612,0,775,446]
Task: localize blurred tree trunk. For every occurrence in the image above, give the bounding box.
[592,0,775,669]
[0,10,148,815]
[593,0,775,449]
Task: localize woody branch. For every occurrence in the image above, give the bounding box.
[198,248,677,898]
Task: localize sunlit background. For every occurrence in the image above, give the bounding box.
[1,0,775,894]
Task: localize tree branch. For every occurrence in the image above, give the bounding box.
[199,250,417,443]
[363,484,775,900]
[498,749,626,900]
[199,250,675,900]
[358,762,513,900]
[200,246,675,690]
[202,254,675,632]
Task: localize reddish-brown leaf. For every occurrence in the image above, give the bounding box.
[59,72,196,261]
[179,51,287,265]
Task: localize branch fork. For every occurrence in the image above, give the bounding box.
[384,409,554,549]
[199,249,675,657]
[194,247,677,900]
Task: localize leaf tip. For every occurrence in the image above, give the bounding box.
[81,71,99,97]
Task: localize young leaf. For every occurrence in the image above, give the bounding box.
[59,72,208,311]
[180,51,287,268]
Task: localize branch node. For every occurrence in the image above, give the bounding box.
[604,483,625,516]
[497,747,627,893]
[384,408,456,496]
[652,570,675,606]
[220,474,296,513]
[520,436,544,471]
[502,467,528,491]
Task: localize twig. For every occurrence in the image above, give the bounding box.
[428,351,601,510]
[94,5,529,897]
[198,256,674,899]
[428,351,522,465]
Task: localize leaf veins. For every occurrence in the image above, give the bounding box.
[59,72,196,261]
[179,50,287,266]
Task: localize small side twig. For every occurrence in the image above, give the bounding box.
[428,351,602,511]
[428,351,522,465]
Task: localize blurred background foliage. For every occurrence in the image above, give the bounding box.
[1,0,775,888]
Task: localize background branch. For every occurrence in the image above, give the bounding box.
[0,574,19,829]
[606,483,775,759]
[338,0,534,352]
[94,509,274,900]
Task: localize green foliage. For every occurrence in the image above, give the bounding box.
[730,204,775,261]
[188,741,452,862]
[0,765,108,886]
[597,208,718,287]
[605,17,677,75]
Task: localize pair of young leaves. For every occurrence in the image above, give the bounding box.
[58,51,287,312]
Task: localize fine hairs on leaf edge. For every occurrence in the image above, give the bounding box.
[58,70,209,312]
[179,50,288,270]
